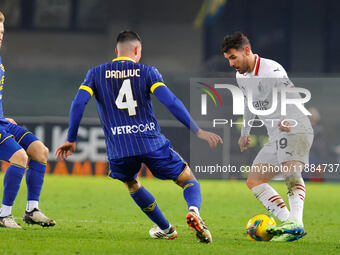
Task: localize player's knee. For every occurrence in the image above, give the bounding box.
[40,145,49,162]
[125,179,141,193]
[10,149,28,167]
[246,178,265,190]
[29,142,49,162]
[175,166,196,187]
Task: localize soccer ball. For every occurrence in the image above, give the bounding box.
[246,214,276,241]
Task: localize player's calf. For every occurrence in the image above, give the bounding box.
[282,161,306,224]
[250,182,290,221]
[1,149,28,224]
[176,167,201,214]
[25,141,50,215]
[175,167,212,243]
[128,180,171,237]
[247,164,290,222]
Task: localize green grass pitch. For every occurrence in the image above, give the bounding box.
[0,175,339,255]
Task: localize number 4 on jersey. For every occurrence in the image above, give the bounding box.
[115,79,137,116]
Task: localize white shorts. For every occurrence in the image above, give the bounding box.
[253,133,314,166]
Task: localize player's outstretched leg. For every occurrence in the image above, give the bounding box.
[23,140,55,227]
[175,166,212,243]
[247,164,290,222]
[0,148,28,229]
[266,161,306,242]
[126,178,177,240]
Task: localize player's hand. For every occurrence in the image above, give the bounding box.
[196,129,223,148]
[278,120,291,132]
[238,136,250,152]
[55,141,77,160]
[5,118,17,125]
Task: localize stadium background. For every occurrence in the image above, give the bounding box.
[0,0,339,181]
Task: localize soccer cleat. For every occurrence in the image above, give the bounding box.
[271,232,307,242]
[266,220,305,242]
[149,225,178,240]
[186,211,212,243]
[0,215,22,229]
[23,208,56,227]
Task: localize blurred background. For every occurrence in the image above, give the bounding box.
[0,0,339,180]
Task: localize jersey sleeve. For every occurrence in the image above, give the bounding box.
[268,64,294,89]
[67,89,92,142]
[146,66,167,93]
[153,85,200,134]
[79,68,95,97]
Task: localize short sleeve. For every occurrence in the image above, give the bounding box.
[146,66,167,93]
[79,68,95,96]
[271,65,295,89]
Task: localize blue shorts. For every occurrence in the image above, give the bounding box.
[108,143,188,182]
[0,121,39,161]
[0,131,22,161]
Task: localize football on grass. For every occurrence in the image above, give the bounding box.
[246,214,276,241]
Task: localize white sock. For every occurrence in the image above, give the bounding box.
[189,206,200,216]
[285,175,305,224]
[251,183,290,221]
[0,204,12,217]
[26,200,39,212]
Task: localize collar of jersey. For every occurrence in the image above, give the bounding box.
[112,56,136,63]
[250,54,260,76]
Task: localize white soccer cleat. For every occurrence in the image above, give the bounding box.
[0,215,22,229]
[149,225,178,240]
[186,211,212,243]
[23,208,56,227]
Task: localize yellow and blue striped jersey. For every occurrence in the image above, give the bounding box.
[79,57,169,159]
[0,57,5,120]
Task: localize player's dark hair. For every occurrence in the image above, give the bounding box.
[221,32,250,54]
[0,11,5,23]
[116,30,141,44]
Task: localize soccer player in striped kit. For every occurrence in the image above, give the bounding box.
[221,32,313,241]
[56,30,222,243]
[0,11,55,228]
